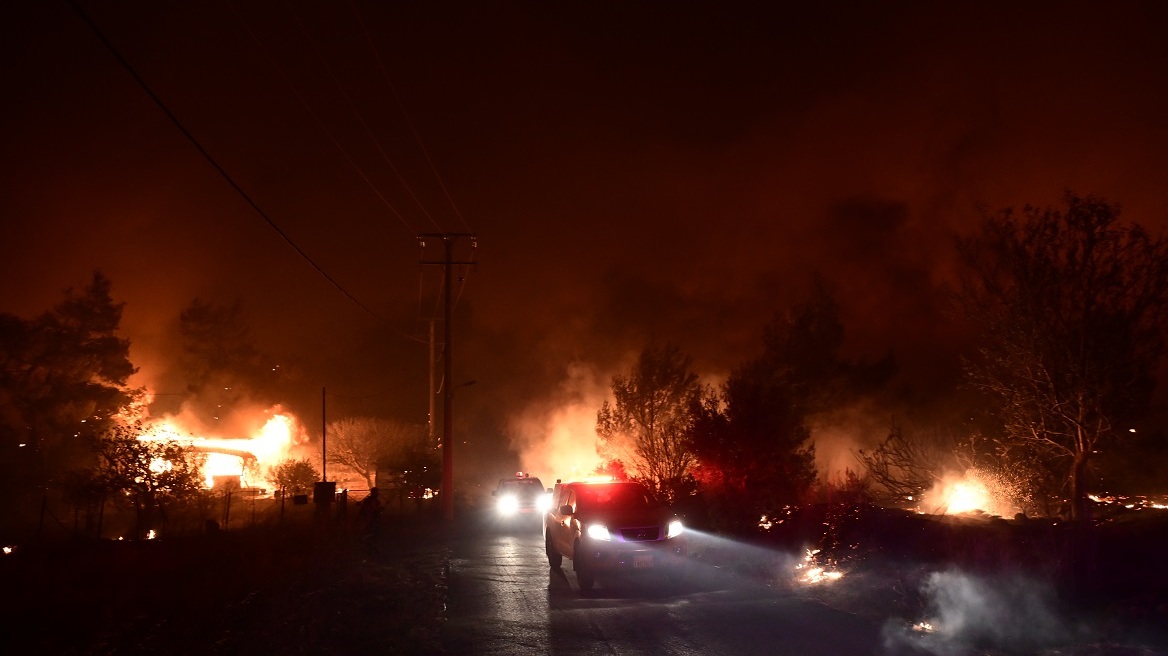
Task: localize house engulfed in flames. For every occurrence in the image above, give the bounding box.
[137,410,314,494]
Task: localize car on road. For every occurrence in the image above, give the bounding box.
[543,478,687,591]
[491,472,552,525]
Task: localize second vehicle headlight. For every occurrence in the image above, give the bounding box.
[496,494,519,515]
[667,520,683,539]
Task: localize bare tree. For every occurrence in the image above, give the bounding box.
[854,422,953,506]
[596,342,702,502]
[955,193,1168,521]
[326,417,424,489]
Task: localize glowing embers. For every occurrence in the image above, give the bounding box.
[758,514,783,530]
[794,548,843,584]
[757,506,796,531]
[1089,493,1168,511]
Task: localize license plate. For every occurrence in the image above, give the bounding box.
[633,554,653,568]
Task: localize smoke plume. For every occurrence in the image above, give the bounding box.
[506,361,610,483]
[881,568,1072,655]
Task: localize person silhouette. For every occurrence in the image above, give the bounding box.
[358,487,383,551]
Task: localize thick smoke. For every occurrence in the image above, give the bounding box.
[880,568,1073,655]
[808,397,892,481]
[506,361,610,484]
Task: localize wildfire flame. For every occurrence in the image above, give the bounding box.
[921,469,1019,518]
[942,480,989,514]
[795,548,844,584]
[137,408,307,491]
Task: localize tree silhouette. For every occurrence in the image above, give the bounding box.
[955,192,1168,521]
[177,298,277,423]
[94,422,206,539]
[327,417,426,489]
[596,342,702,503]
[0,272,140,533]
[691,282,893,530]
[268,458,320,496]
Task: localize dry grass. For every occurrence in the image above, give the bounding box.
[2,516,449,655]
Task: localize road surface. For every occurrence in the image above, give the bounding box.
[442,520,884,655]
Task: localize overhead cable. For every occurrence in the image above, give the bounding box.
[67,0,380,320]
[348,0,474,233]
[230,1,418,234]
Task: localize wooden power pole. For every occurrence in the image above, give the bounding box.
[418,233,476,521]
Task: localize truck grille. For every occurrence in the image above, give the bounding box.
[620,526,661,542]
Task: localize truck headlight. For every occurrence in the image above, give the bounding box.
[667,520,683,539]
[586,524,611,541]
[536,493,553,513]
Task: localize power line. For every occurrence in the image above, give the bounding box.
[285,2,445,231]
[348,0,473,234]
[67,0,381,321]
[229,0,418,235]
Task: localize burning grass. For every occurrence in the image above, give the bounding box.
[683,499,1168,653]
[752,502,1168,653]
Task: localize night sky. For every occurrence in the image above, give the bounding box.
[4,1,1168,485]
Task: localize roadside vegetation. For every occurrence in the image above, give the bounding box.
[593,192,1168,533]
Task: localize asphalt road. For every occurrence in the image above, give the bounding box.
[441,519,884,656]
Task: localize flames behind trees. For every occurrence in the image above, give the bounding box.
[0,272,141,535]
[596,342,702,503]
[589,283,896,531]
[591,195,1168,527]
[0,274,438,540]
[91,422,207,539]
[686,283,895,531]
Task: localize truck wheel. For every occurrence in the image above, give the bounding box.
[546,532,562,569]
[573,540,594,591]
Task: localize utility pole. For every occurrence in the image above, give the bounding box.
[418,233,476,521]
[428,318,436,448]
[321,386,327,481]
[314,385,335,518]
